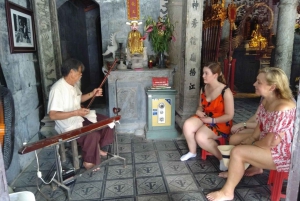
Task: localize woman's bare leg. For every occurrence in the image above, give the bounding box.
[195,126,221,159]
[207,145,276,201]
[229,133,263,177]
[182,117,203,154]
[229,133,252,145]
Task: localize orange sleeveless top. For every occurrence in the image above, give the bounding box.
[200,86,232,137]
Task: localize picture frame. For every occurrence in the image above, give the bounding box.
[5,1,36,53]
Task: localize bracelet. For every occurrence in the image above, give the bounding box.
[243,122,247,129]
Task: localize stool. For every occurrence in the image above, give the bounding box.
[201,137,227,160]
[267,169,276,185]
[40,117,81,170]
[267,170,288,201]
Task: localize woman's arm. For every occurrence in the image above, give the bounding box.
[252,132,282,149]
[231,107,259,134]
[240,124,261,145]
[195,88,206,118]
[213,88,234,123]
[251,100,295,148]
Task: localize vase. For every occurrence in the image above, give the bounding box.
[157,52,165,68]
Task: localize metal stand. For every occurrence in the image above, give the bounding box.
[106,127,126,168]
[36,144,71,201]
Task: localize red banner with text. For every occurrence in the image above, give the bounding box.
[127,0,140,20]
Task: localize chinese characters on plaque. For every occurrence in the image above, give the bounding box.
[127,0,140,20]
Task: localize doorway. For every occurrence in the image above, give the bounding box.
[57,0,106,107]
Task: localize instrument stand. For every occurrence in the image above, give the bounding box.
[36,125,126,200]
[36,144,71,201]
[106,124,126,168]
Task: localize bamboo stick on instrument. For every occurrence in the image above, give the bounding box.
[86,59,118,109]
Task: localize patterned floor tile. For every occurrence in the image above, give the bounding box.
[137,194,170,201]
[106,165,133,179]
[186,159,219,173]
[75,167,105,182]
[158,150,182,161]
[132,135,150,143]
[103,179,134,198]
[134,151,158,163]
[133,142,155,152]
[117,143,132,153]
[175,140,188,150]
[11,171,43,187]
[165,175,199,192]
[136,177,167,195]
[170,192,206,201]
[253,170,271,185]
[154,140,177,150]
[106,152,133,165]
[135,162,162,177]
[103,197,135,201]
[194,173,226,190]
[117,134,132,144]
[24,158,55,172]
[237,175,262,187]
[161,161,190,175]
[35,185,67,201]
[71,181,102,200]
[235,185,271,201]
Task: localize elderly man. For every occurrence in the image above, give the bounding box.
[48,58,113,171]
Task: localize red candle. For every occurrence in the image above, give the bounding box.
[148,60,153,68]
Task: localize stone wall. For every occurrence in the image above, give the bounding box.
[0,0,42,183]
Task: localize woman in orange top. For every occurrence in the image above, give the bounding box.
[180,62,234,171]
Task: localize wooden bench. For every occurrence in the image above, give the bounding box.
[40,116,80,170]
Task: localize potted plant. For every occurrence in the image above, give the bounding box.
[144,16,175,68]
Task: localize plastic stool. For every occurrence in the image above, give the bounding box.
[268,170,288,201]
[201,137,226,160]
[267,169,276,185]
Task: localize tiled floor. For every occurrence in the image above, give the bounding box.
[10,97,278,201]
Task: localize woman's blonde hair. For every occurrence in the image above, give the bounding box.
[259,67,293,99]
[204,62,226,84]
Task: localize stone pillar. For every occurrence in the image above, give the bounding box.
[168,0,203,128]
[32,0,61,110]
[274,0,298,78]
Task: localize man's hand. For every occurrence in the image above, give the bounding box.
[92,88,103,97]
[76,108,90,116]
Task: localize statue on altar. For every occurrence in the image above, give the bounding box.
[126,21,147,69]
[249,24,268,49]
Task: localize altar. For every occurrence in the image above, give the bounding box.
[107,68,174,134]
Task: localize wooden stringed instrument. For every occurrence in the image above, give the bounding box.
[0,97,5,147]
[86,59,118,109]
[18,115,121,155]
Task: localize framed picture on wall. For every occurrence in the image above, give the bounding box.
[6,1,36,53]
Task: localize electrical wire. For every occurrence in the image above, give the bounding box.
[35,150,56,185]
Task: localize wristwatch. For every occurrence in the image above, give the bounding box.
[243,122,247,129]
